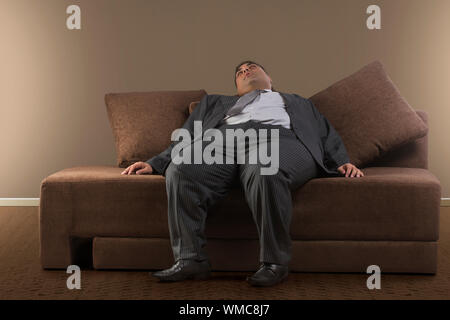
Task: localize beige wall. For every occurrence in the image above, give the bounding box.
[0,0,448,198]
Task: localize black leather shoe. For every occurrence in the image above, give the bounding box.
[246,263,289,287]
[151,259,211,282]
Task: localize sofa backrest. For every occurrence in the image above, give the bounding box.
[364,110,428,169]
[105,90,428,170]
[187,100,428,170]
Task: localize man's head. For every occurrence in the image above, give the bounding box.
[234,60,274,96]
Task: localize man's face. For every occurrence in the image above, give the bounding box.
[235,63,272,96]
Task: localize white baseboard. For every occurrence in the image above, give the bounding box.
[441,198,450,207]
[1,198,450,207]
[0,198,40,206]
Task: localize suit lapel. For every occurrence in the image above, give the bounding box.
[219,95,240,114]
[279,92,301,131]
[204,95,240,130]
[279,92,294,116]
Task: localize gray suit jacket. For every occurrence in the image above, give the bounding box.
[146,92,350,178]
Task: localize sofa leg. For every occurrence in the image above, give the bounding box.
[40,235,93,270]
[69,236,93,269]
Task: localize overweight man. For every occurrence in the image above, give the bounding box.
[121,60,364,287]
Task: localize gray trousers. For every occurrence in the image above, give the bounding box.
[164,120,321,266]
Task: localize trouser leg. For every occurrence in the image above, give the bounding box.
[164,124,241,262]
[238,121,321,265]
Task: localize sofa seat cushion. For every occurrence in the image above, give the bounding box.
[40,166,440,241]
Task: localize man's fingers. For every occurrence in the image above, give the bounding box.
[342,165,364,178]
[355,169,364,177]
[346,166,355,177]
[349,167,355,178]
[121,163,151,175]
[136,167,149,175]
[121,163,150,175]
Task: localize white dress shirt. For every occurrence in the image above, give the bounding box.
[224,89,291,129]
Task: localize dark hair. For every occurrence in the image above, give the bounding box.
[234,60,275,91]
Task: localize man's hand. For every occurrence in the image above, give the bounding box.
[121,161,153,175]
[337,163,364,178]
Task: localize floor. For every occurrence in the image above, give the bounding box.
[0,207,449,300]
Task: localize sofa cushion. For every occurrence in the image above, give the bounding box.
[366,110,428,169]
[40,166,440,241]
[105,90,207,168]
[309,60,428,168]
[92,237,437,273]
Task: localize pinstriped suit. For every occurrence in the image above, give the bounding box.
[147,92,350,265]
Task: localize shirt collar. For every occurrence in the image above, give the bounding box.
[237,88,272,98]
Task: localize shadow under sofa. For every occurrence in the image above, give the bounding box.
[39,110,441,274]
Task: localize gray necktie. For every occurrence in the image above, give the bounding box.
[223,89,265,120]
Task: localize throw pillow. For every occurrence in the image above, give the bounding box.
[309,60,428,168]
[105,90,207,167]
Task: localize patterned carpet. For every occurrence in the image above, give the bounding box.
[0,207,449,300]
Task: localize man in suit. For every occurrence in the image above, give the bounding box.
[121,61,364,287]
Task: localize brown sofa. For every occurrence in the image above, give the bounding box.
[39,59,442,274]
[39,104,441,274]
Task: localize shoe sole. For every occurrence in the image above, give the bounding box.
[246,271,289,287]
